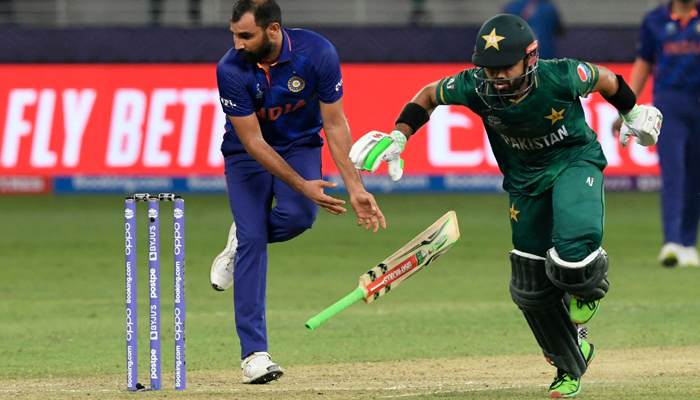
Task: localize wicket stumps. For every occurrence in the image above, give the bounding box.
[125,193,186,391]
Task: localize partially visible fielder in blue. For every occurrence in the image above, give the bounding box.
[211,0,386,384]
[503,0,564,59]
[615,0,700,267]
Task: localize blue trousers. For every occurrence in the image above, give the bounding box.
[224,143,321,359]
[655,91,700,247]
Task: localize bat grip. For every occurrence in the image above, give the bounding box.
[305,287,366,331]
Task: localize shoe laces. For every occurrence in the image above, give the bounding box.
[550,369,575,390]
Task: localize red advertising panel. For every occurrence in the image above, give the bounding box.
[0,64,655,177]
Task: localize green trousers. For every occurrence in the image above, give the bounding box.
[509,160,605,261]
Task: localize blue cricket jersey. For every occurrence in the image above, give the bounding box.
[503,0,562,59]
[638,3,700,95]
[216,28,344,156]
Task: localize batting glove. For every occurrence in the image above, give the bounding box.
[619,104,662,148]
[349,130,406,182]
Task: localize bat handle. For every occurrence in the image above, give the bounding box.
[305,287,366,331]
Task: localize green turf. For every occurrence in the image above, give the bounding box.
[0,193,698,379]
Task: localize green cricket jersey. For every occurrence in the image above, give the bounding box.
[435,59,608,196]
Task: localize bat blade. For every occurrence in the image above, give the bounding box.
[359,210,460,303]
[305,211,460,331]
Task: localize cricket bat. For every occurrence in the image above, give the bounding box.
[305,210,460,331]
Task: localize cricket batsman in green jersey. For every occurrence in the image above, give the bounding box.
[350,14,663,398]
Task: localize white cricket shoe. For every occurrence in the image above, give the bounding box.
[658,242,682,267]
[210,222,237,291]
[678,246,700,268]
[241,352,283,384]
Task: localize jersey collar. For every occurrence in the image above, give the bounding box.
[668,3,699,29]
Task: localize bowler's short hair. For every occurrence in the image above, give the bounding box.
[231,0,282,28]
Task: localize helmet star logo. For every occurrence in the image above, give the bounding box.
[483,28,505,51]
[545,109,565,125]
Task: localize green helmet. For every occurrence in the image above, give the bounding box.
[472,14,540,110]
[472,14,537,67]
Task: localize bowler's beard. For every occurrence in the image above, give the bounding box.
[239,34,274,65]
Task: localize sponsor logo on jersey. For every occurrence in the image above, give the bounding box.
[219,97,236,108]
[288,76,305,92]
[486,115,506,128]
[255,83,263,99]
[586,177,595,186]
[446,77,455,90]
[577,64,591,82]
[335,78,343,92]
[665,22,677,35]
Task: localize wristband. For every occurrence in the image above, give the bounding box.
[603,75,637,112]
[395,102,430,134]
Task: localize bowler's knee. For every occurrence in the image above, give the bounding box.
[277,206,317,240]
[290,210,316,235]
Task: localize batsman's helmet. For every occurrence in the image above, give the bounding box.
[472,14,539,110]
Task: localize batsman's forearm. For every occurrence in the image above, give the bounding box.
[395,84,437,139]
[242,138,306,192]
[410,85,439,115]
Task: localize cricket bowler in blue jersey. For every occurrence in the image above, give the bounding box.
[211,0,386,384]
[620,0,700,267]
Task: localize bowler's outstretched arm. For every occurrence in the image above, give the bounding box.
[228,114,348,215]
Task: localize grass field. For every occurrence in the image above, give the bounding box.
[0,193,698,399]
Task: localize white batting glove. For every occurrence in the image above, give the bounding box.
[619,104,662,148]
[349,130,406,182]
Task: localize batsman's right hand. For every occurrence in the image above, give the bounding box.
[619,104,663,148]
[349,130,406,182]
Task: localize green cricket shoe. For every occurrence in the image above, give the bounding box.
[570,297,600,325]
[548,340,595,398]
